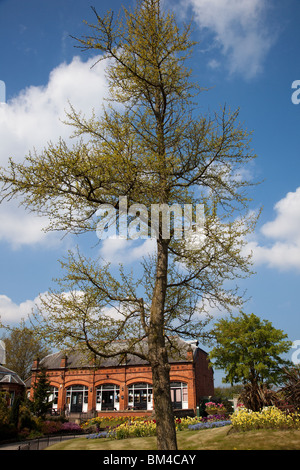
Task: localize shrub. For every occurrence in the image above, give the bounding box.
[60,422,82,433]
[41,420,62,434]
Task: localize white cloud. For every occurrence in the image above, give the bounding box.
[0,54,108,248]
[183,0,276,78]
[246,187,300,271]
[99,238,157,264]
[0,294,43,325]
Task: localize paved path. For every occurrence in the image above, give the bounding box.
[0,434,83,450]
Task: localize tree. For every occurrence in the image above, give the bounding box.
[209,312,292,410]
[31,368,52,419]
[0,0,258,449]
[1,320,51,380]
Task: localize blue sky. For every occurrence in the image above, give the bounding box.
[0,0,300,385]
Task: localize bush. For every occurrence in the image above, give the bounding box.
[60,422,82,433]
[0,422,17,441]
[40,420,62,435]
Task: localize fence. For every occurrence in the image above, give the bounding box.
[18,434,82,450]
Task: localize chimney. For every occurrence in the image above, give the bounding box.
[32,357,40,370]
[60,354,68,368]
[186,347,193,361]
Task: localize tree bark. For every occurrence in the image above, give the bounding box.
[148,238,177,450]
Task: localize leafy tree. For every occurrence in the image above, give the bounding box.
[209,312,292,409]
[0,0,258,449]
[1,319,51,380]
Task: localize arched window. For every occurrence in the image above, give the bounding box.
[66,385,88,413]
[170,382,188,409]
[128,382,153,410]
[96,384,120,411]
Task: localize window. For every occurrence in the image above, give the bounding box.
[170,382,188,409]
[96,384,120,411]
[49,386,58,410]
[128,383,153,410]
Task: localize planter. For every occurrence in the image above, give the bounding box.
[206,408,219,415]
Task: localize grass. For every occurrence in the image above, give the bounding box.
[46,426,300,451]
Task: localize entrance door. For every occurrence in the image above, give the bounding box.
[70,391,83,413]
[101,390,114,410]
[170,388,182,409]
[133,389,147,410]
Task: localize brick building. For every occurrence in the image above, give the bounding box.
[29,337,214,417]
[0,365,26,406]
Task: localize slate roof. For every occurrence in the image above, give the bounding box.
[0,365,25,386]
[38,337,202,371]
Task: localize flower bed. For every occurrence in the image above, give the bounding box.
[231,406,300,431]
[81,415,146,433]
[84,414,231,440]
[188,420,231,430]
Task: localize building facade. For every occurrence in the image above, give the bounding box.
[29,338,214,417]
[0,365,26,406]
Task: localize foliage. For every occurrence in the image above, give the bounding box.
[18,402,39,431]
[30,368,52,418]
[209,312,292,392]
[0,392,17,441]
[279,366,300,410]
[0,319,51,380]
[41,420,82,435]
[0,392,10,425]
[231,406,300,431]
[238,383,280,412]
[214,385,243,401]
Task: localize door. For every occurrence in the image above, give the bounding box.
[70,391,83,413]
[102,390,115,410]
[171,388,182,409]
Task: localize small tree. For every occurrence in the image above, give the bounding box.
[209,312,292,410]
[31,368,52,418]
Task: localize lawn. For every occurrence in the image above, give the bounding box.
[46,426,300,451]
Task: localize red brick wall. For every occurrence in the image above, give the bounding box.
[194,349,214,402]
[29,348,214,414]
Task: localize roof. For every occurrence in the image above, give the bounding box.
[37,337,203,371]
[0,365,26,386]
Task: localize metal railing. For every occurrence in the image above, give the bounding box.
[18,433,82,450]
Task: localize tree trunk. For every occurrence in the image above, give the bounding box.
[148,238,177,450]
